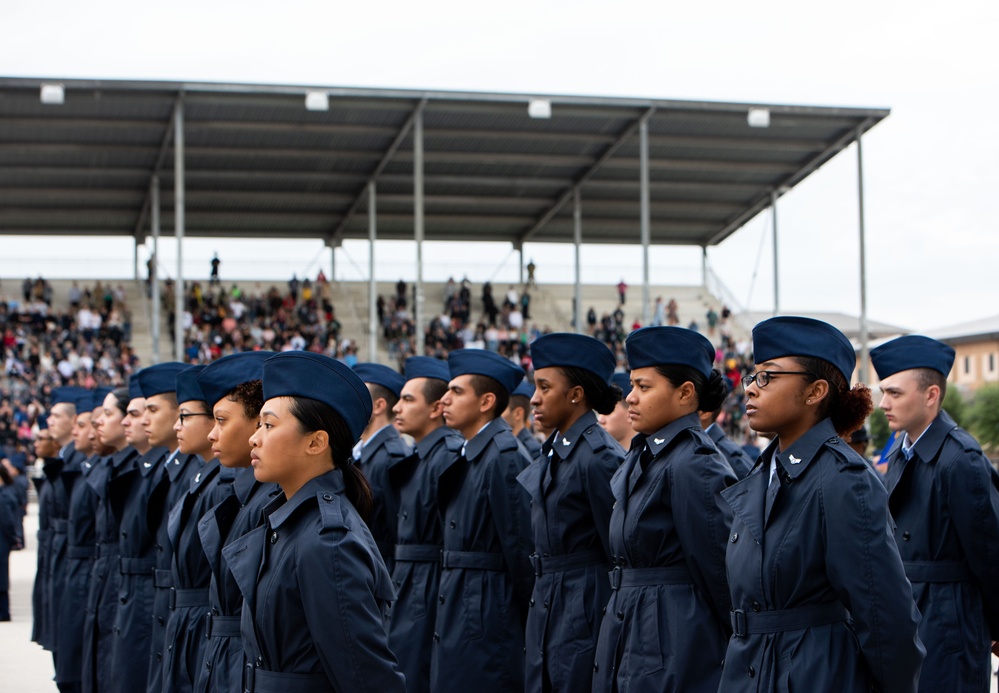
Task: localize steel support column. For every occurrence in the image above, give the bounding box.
[639,119,651,325]
[573,190,583,334]
[701,246,708,287]
[771,190,779,315]
[133,239,140,281]
[414,108,425,357]
[856,129,869,383]
[173,97,185,361]
[368,182,377,362]
[151,176,161,364]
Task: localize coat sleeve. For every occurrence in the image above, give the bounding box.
[671,441,736,632]
[582,448,621,562]
[487,448,535,611]
[944,446,999,639]
[822,462,924,693]
[298,513,406,693]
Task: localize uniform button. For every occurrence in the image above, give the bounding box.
[542,552,549,558]
[433,632,440,642]
[256,656,263,665]
[529,598,535,607]
[270,531,278,544]
[752,601,761,612]
[157,616,165,625]
[119,596,127,604]
[616,611,624,621]
[322,494,332,501]
[212,608,219,616]
[167,645,173,652]
[156,653,162,662]
[449,520,456,529]
[206,662,212,671]
[748,666,755,677]
[401,511,408,519]
[731,532,739,543]
[121,531,127,538]
[902,531,910,541]
[543,601,549,610]
[593,663,599,673]
[439,595,445,604]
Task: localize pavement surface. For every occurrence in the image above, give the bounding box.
[1,502,996,692]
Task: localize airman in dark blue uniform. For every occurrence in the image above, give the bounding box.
[0,455,24,621]
[387,356,462,693]
[432,349,534,693]
[517,333,624,693]
[598,372,634,452]
[872,335,999,692]
[720,317,924,693]
[223,351,405,692]
[699,379,754,480]
[194,351,279,693]
[352,363,412,573]
[594,327,736,693]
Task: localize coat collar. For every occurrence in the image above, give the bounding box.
[233,465,260,504]
[643,411,702,457]
[111,446,139,472]
[909,409,957,464]
[768,417,839,482]
[542,410,598,460]
[464,417,511,462]
[266,470,345,530]
[705,422,725,444]
[188,457,218,493]
[137,447,169,477]
[360,424,401,464]
[416,425,451,459]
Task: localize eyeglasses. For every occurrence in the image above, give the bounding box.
[178,412,213,424]
[742,370,816,389]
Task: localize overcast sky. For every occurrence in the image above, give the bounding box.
[2,0,997,332]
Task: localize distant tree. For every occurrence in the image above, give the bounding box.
[869,408,890,451]
[966,384,999,452]
[942,386,967,429]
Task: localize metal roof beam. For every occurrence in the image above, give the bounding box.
[705,122,872,246]
[131,92,182,240]
[517,108,655,245]
[328,98,427,246]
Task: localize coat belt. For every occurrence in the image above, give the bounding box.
[119,557,156,575]
[51,519,69,533]
[96,542,119,558]
[530,549,606,576]
[67,545,95,559]
[206,614,241,639]
[730,601,847,638]
[902,560,971,583]
[394,544,442,563]
[244,667,333,693]
[441,550,505,571]
[609,565,692,590]
[170,587,209,610]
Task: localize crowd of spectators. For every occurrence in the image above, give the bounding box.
[169,272,360,365]
[1,277,139,463]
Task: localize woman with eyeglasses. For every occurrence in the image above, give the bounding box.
[223,351,404,692]
[593,326,737,693]
[719,317,924,693]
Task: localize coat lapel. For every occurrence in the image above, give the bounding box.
[721,470,766,545]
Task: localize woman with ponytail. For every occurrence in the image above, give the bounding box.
[719,316,923,693]
[593,326,737,693]
[517,333,624,693]
[223,351,404,693]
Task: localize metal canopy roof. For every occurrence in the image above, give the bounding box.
[0,77,889,247]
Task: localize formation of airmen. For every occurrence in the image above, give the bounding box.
[26,317,999,693]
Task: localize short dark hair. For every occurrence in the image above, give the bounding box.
[914,367,947,402]
[653,365,727,413]
[226,379,264,419]
[369,383,400,414]
[559,366,621,416]
[468,374,509,419]
[420,378,449,405]
[507,394,531,417]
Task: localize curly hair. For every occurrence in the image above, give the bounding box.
[793,357,872,437]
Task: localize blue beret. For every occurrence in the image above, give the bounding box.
[752,316,855,384]
[262,352,372,443]
[196,351,272,407]
[448,349,525,394]
[6,451,27,473]
[512,380,535,399]
[625,326,715,378]
[52,386,89,408]
[128,374,144,401]
[136,362,189,398]
[176,365,207,404]
[37,414,49,430]
[531,333,616,382]
[870,335,955,379]
[91,387,113,410]
[353,363,406,398]
[71,391,95,413]
[610,372,632,400]
[404,356,451,383]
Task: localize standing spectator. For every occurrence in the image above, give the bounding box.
[210,252,221,284]
[505,285,519,310]
[519,290,531,321]
[482,283,498,327]
[651,297,665,326]
[616,278,628,305]
[587,307,597,333]
[288,274,300,304]
[526,259,537,288]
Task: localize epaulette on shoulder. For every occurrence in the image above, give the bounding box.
[582,425,609,453]
[688,426,718,455]
[823,435,867,471]
[495,430,520,453]
[317,490,349,531]
[385,435,412,459]
[444,433,464,453]
[947,425,984,454]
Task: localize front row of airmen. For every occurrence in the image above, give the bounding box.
[30,316,999,693]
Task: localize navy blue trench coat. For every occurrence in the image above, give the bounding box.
[223,470,405,693]
[593,412,736,693]
[883,410,999,692]
[194,467,279,693]
[159,457,235,693]
[31,460,55,649]
[517,411,623,693]
[706,422,754,480]
[146,451,201,693]
[82,447,138,693]
[719,418,925,693]
[387,425,463,693]
[357,424,411,572]
[431,417,534,693]
[517,427,543,461]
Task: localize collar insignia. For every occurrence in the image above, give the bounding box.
[143,461,152,468]
[653,437,665,445]
[789,454,801,464]
[194,472,201,483]
[562,438,571,446]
